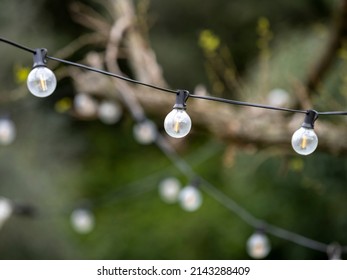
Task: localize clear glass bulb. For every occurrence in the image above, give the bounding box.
[164,108,192,138]
[247,232,271,259]
[0,118,16,145]
[27,66,57,98]
[291,127,318,155]
[98,101,122,124]
[0,197,12,229]
[70,208,95,234]
[158,177,181,204]
[133,120,157,145]
[178,186,202,212]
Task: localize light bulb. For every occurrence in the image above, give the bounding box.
[267,88,290,107]
[0,118,16,145]
[178,185,202,212]
[291,110,319,156]
[27,48,56,98]
[291,127,318,155]
[164,90,192,138]
[158,177,181,204]
[133,120,157,144]
[74,93,98,117]
[247,232,271,259]
[98,100,122,124]
[0,197,12,229]
[27,67,57,97]
[164,109,192,138]
[70,208,95,234]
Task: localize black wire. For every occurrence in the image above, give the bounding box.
[189,94,307,114]
[2,36,347,117]
[46,56,178,95]
[0,37,35,54]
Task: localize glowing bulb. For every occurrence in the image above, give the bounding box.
[74,93,98,117]
[291,127,318,155]
[291,110,319,156]
[0,197,12,229]
[267,88,290,107]
[98,100,122,124]
[27,67,57,97]
[164,90,192,138]
[70,208,95,234]
[0,118,16,145]
[158,177,181,204]
[27,48,56,98]
[133,120,157,144]
[178,185,202,212]
[247,232,271,259]
[164,109,192,138]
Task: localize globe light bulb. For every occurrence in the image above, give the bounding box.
[164,109,192,138]
[27,48,56,98]
[0,118,16,145]
[291,127,318,155]
[74,93,98,117]
[0,197,13,229]
[164,90,192,138]
[133,120,157,145]
[178,185,202,212]
[247,232,271,259]
[98,100,122,124]
[291,110,319,156]
[267,88,291,107]
[70,208,95,234]
[158,177,181,204]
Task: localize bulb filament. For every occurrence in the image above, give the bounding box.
[174,121,180,133]
[300,135,307,149]
[39,74,47,91]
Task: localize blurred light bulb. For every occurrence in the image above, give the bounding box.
[178,185,202,212]
[0,197,12,229]
[267,88,290,107]
[74,93,98,117]
[0,118,16,145]
[164,108,192,138]
[291,110,319,156]
[70,208,95,234]
[27,67,57,97]
[158,177,181,204]
[133,120,157,144]
[98,100,122,124]
[247,232,271,259]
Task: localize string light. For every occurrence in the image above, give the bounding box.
[2,37,347,154]
[267,88,291,107]
[133,119,157,144]
[178,179,202,212]
[70,208,95,234]
[291,110,319,155]
[0,117,16,145]
[0,197,13,229]
[246,231,271,259]
[97,100,122,124]
[1,37,347,258]
[158,177,182,204]
[27,48,57,98]
[164,90,192,138]
[74,93,98,118]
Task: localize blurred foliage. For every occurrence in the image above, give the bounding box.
[0,0,347,261]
